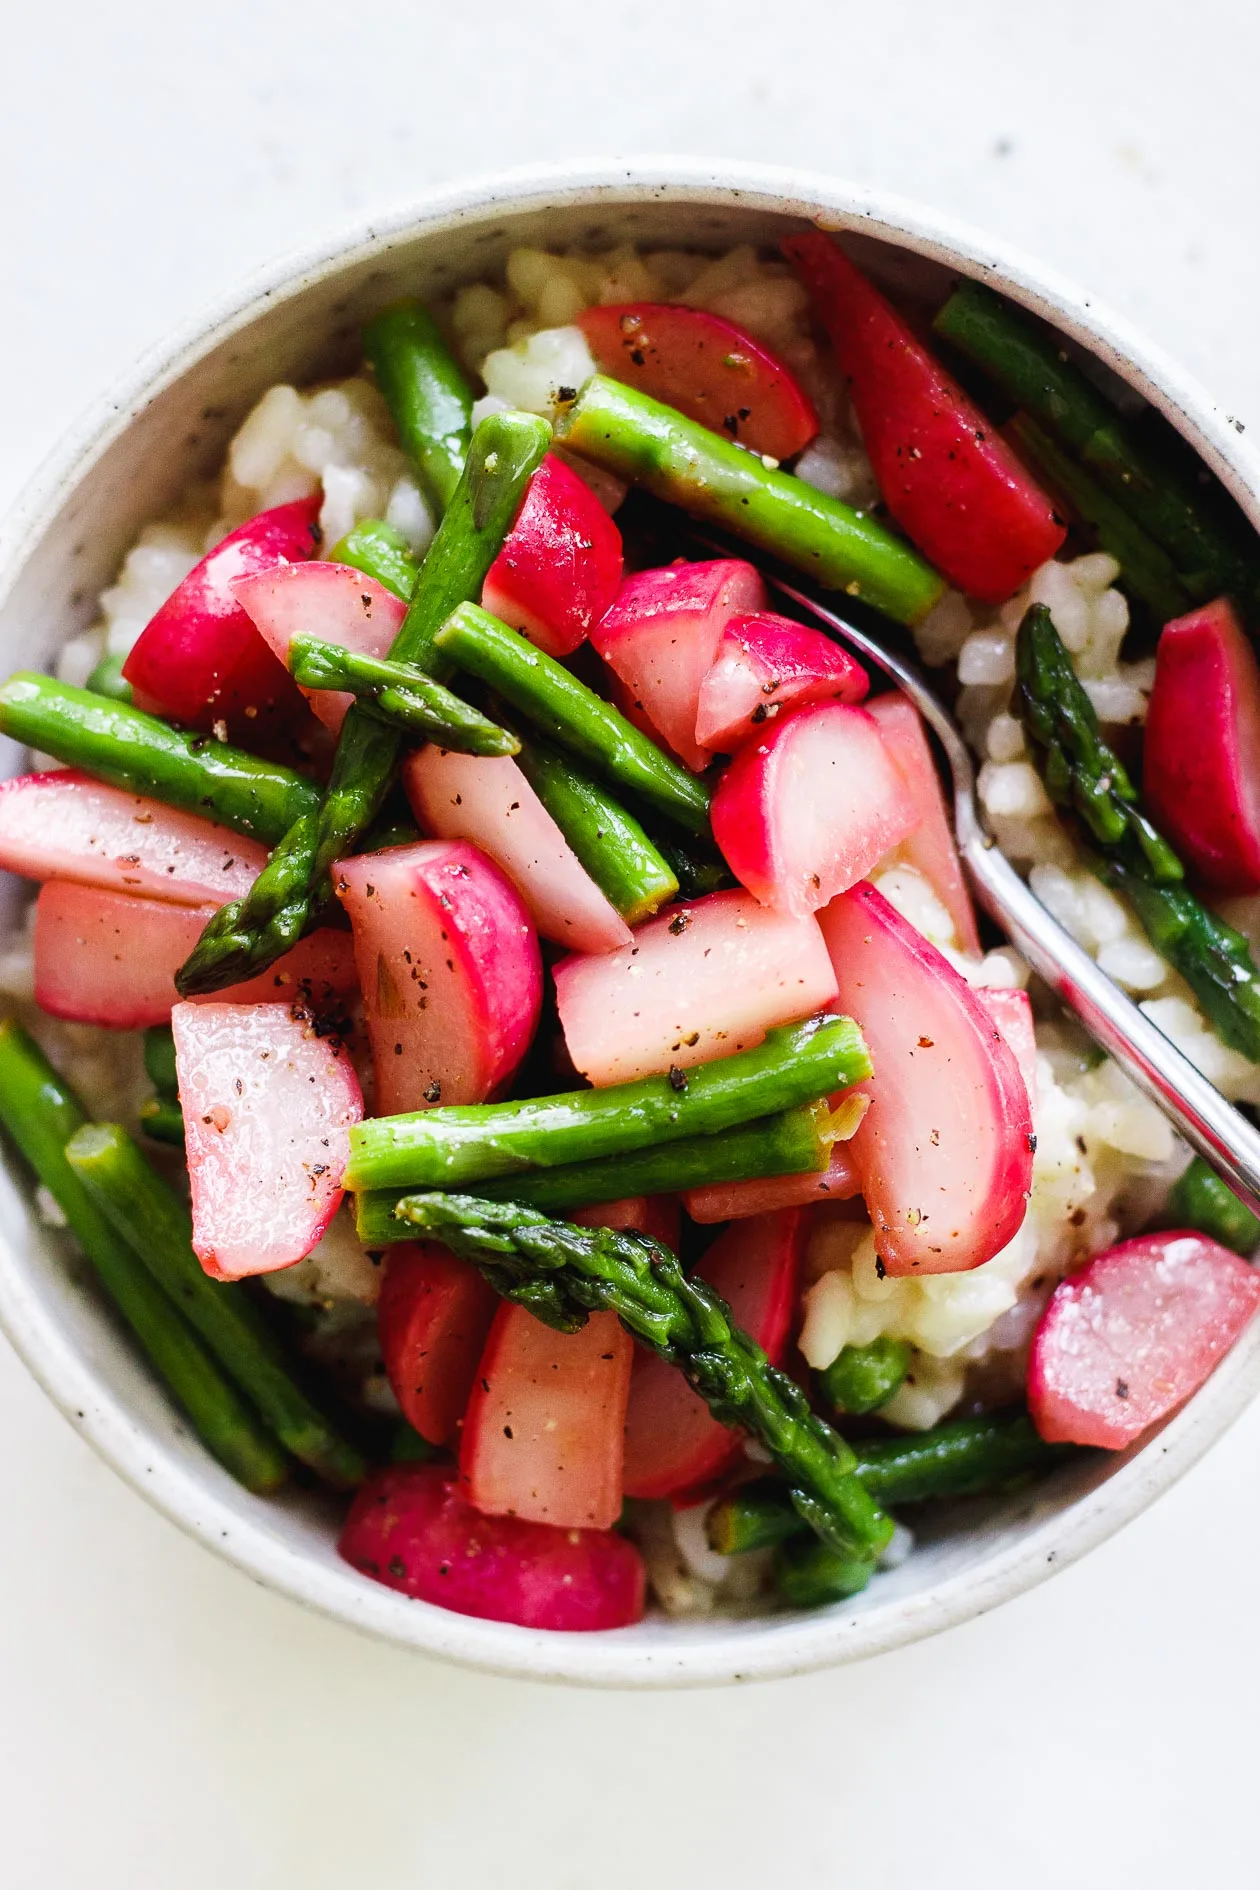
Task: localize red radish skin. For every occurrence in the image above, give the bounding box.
[976,986,1038,1108]
[171,1000,363,1280]
[377,1244,499,1446]
[683,1144,861,1223]
[1029,1231,1260,1449]
[121,498,320,739]
[592,560,766,772]
[571,1195,682,1250]
[338,1463,646,1631]
[334,839,542,1115]
[622,1210,804,1502]
[712,701,919,917]
[481,453,624,659]
[235,560,406,734]
[867,692,981,955]
[577,303,819,461]
[782,235,1066,602]
[402,746,631,955]
[460,1306,633,1529]
[819,883,1033,1275]
[553,888,839,1086]
[695,611,869,753]
[1143,597,1260,895]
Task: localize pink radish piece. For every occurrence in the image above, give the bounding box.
[171,1000,363,1280]
[334,838,541,1115]
[571,1196,682,1250]
[338,1463,646,1630]
[554,888,838,1086]
[122,498,319,740]
[867,692,981,955]
[235,560,406,734]
[712,702,919,917]
[592,559,766,771]
[377,1245,499,1447]
[1143,597,1260,895]
[1029,1231,1260,1449]
[695,611,869,752]
[481,453,624,659]
[976,986,1038,1107]
[819,882,1033,1275]
[0,772,266,906]
[683,1144,860,1223]
[402,746,631,954]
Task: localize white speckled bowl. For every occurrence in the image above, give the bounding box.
[2,160,1258,1688]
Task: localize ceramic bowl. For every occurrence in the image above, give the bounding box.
[2,159,1257,1688]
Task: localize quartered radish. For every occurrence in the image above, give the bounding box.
[235,559,406,734]
[782,234,1066,602]
[481,452,624,659]
[622,1209,804,1501]
[683,1144,860,1223]
[1029,1231,1260,1448]
[553,888,838,1086]
[402,745,631,955]
[334,838,542,1115]
[867,691,981,955]
[171,1000,363,1280]
[977,986,1038,1107]
[818,882,1033,1275]
[377,1243,499,1446]
[338,1462,646,1631]
[711,701,918,917]
[592,559,766,771]
[694,610,869,753]
[571,1195,682,1249]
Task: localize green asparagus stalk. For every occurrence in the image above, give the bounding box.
[515,736,679,922]
[434,601,712,834]
[84,650,134,702]
[328,519,418,599]
[287,634,519,756]
[649,830,736,898]
[391,1190,894,1557]
[556,375,945,626]
[139,1096,185,1147]
[391,1420,442,1463]
[705,1481,812,1554]
[774,1536,876,1606]
[819,1336,911,1416]
[1164,1155,1260,1255]
[0,675,320,843]
[933,278,1117,452]
[363,300,474,514]
[0,1021,288,1492]
[143,1025,179,1100]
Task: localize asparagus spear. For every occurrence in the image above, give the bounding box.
[774,1536,876,1606]
[0,675,319,843]
[819,1336,910,1416]
[1164,1155,1260,1255]
[84,650,134,702]
[139,1096,185,1147]
[287,634,519,755]
[391,1190,894,1557]
[143,1024,179,1100]
[175,411,550,996]
[649,830,735,898]
[434,601,712,834]
[363,300,474,514]
[515,735,679,923]
[0,1021,288,1492]
[328,519,418,599]
[556,375,945,626]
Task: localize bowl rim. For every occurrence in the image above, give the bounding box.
[3,156,1259,1689]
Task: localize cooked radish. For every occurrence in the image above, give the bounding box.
[553,888,838,1085]
[334,838,541,1114]
[571,1196,682,1249]
[171,1000,363,1280]
[867,692,981,954]
[592,559,766,771]
[683,1144,860,1223]
[481,453,624,659]
[712,701,919,917]
[622,1209,803,1501]
[1029,1230,1260,1448]
[1143,597,1260,895]
[976,986,1038,1106]
[377,1243,499,1446]
[338,1462,646,1630]
[577,303,819,460]
[818,882,1033,1275]
[402,745,631,954]
[695,610,869,752]
[235,559,406,733]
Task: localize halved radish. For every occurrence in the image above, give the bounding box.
[402,746,631,955]
[481,453,624,659]
[1143,597,1260,895]
[572,1196,681,1249]
[977,986,1038,1107]
[0,771,266,906]
[577,304,819,460]
[622,1209,804,1501]
[867,692,981,955]
[683,1144,860,1223]
[171,999,363,1280]
[460,1305,633,1529]
[377,1243,499,1446]
[338,1462,646,1630]
[122,498,320,739]
[695,611,869,753]
[1029,1230,1260,1448]
[553,888,838,1086]
[711,702,919,917]
[591,559,766,771]
[818,882,1033,1275]
[235,560,406,734]
[334,838,542,1114]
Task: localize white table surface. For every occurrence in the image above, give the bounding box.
[3,3,1260,1882]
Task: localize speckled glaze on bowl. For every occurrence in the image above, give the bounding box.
[2,159,1258,1688]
